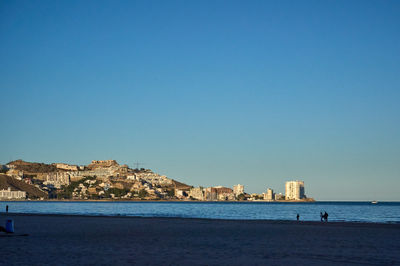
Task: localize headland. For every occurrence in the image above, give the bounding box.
[1,159,314,202]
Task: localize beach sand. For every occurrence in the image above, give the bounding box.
[1,214,400,265]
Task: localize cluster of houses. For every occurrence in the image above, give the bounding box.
[174,185,284,201]
[176,181,307,201]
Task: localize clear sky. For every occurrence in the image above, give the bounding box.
[1,0,399,201]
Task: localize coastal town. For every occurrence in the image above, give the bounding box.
[0,159,313,202]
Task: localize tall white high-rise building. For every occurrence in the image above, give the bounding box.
[285,181,305,200]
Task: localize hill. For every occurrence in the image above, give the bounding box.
[7,160,57,173]
[0,174,48,198]
[172,179,192,190]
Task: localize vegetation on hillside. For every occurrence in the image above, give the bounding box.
[57,176,98,199]
[237,193,246,201]
[138,189,148,198]
[104,187,130,198]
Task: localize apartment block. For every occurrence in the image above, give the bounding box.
[285,181,305,200]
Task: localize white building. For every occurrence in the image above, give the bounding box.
[0,187,26,199]
[285,181,305,200]
[233,184,244,197]
[44,172,71,188]
[133,172,173,186]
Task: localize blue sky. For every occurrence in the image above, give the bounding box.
[1,0,399,200]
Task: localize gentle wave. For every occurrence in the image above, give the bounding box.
[1,201,400,223]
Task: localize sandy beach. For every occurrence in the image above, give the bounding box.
[1,213,400,265]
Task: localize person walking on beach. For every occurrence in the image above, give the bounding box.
[296,214,299,221]
[320,212,323,222]
[6,205,8,213]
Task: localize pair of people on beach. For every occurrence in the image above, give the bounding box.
[320,211,328,222]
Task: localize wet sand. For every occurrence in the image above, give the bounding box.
[1,213,400,265]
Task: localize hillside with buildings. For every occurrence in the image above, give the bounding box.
[0,174,48,199]
[0,160,314,201]
[2,160,189,200]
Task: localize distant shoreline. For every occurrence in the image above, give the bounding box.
[2,199,399,202]
[0,199,317,203]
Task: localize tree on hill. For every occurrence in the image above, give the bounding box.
[104,187,130,198]
[237,193,246,201]
[166,189,175,198]
[0,165,7,174]
[138,189,148,198]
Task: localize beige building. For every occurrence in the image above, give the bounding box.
[264,188,274,200]
[204,187,218,201]
[218,192,235,201]
[189,187,204,200]
[53,163,79,171]
[285,181,305,200]
[189,186,235,201]
[175,189,188,199]
[233,184,244,197]
[214,187,234,201]
[0,187,26,199]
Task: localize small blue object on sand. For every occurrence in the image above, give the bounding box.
[5,219,14,233]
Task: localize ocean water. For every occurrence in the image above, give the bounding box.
[1,201,399,223]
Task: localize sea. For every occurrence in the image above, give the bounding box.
[1,201,400,223]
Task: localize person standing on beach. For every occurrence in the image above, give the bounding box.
[296,214,299,221]
[6,205,8,213]
[324,212,329,222]
[320,212,323,222]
